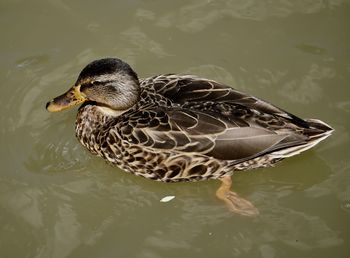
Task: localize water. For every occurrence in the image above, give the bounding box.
[1,0,350,257]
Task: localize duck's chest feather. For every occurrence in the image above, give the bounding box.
[73,103,230,182]
[74,105,163,178]
[75,105,120,157]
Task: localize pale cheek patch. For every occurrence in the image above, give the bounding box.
[96,106,130,117]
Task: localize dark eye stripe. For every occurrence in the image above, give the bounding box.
[80,82,93,91]
[81,80,115,88]
[94,80,114,84]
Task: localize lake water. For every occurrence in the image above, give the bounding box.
[1,0,350,257]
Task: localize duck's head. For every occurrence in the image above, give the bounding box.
[46,58,140,112]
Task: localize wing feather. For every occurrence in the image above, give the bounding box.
[142,75,310,128]
[113,75,312,161]
[115,105,307,161]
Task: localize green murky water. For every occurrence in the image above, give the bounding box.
[1,0,350,257]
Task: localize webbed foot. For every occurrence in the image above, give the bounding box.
[216,176,259,216]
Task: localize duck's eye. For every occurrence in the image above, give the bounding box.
[80,82,94,91]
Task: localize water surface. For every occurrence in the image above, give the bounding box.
[1,0,350,257]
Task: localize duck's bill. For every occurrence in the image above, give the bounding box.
[46,86,86,112]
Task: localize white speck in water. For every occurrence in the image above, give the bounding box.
[341,201,350,212]
[160,196,175,203]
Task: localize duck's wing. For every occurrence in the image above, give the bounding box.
[142,74,310,129]
[113,106,307,161]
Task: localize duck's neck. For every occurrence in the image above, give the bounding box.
[75,104,130,155]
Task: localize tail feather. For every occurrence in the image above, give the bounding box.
[305,118,334,134]
[270,118,333,158]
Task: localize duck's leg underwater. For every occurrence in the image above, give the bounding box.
[216,176,259,216]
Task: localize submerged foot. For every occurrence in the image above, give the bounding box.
[216,176,259,216]
[220,190,259,216]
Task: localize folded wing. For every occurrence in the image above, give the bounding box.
[113,106,307,162]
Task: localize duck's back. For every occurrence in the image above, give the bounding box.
[137,74,333,161]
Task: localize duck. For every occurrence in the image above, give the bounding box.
[46,58,333,216]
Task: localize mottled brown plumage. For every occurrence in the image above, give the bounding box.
[46,58,333,215]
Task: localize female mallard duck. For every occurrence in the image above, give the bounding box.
[46,58,333,216]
